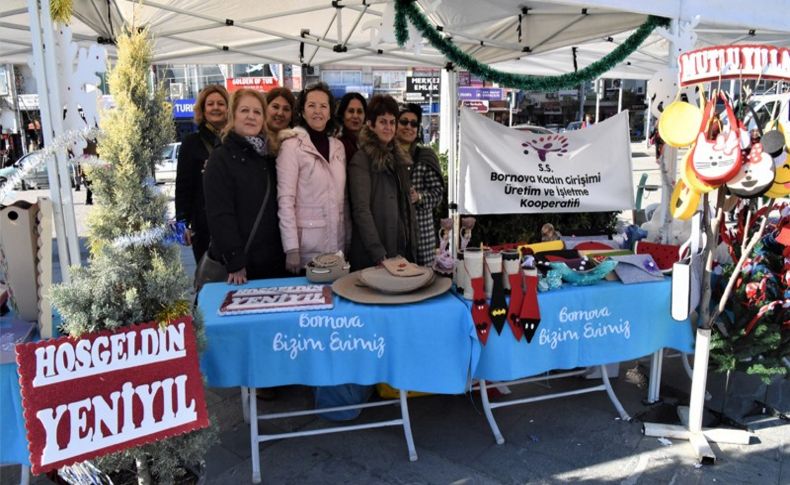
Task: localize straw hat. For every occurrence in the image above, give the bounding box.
[332,271,452,305]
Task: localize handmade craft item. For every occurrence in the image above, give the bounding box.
[672,212,706,321]
[670,178,701,220]
[358,264,434,294]
[433,218,455,277]
[520,267,541,343]
[219,285,334,315]
[725,138,776,198]
[505,257,525,341]
[611,254,664,284]
[483,250,500,298]
[454,217,476,293]
[765,150,790,198]
[634,240,682,273]
[485,252,508,335]
[658,93,703,148]
[549,259,618,285]
[689,90,743,185]
[462,247,483,301]
[332,271,451,305]
[305,252,351,283]
[501,249,520,291]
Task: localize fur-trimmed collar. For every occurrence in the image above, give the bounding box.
[357,125,412,172]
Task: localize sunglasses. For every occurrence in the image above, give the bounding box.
[398,119,420,128]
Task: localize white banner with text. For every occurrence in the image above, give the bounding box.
[459,108,634,214]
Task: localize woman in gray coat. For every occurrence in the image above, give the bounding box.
[347,94,418,271]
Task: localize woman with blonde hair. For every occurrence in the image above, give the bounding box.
[175,84,228,263]
[203,88,287,283]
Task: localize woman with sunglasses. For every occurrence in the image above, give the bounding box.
[396,104,444,267]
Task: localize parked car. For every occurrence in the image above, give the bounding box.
[512,124,554,135]
[155,142,181,184]
[5,153,80,190]
[566,121,583,131]
[545,123,565,133]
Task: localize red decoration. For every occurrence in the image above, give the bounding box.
[15,317,209,474]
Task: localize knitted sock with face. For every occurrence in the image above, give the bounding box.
[520,268,541,343]
[470,276,492,345]
[507,272,525,341]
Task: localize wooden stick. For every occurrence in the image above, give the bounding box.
[698,190,726,331]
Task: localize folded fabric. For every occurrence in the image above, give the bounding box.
[573,241,618,251]
[635,241,681,273]
[611,254,665,284]
[533,250,581,275]
[548,259,617,286]
[561,235,617,249]
[517,240,564,258]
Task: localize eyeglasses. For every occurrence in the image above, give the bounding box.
[398,119,420,128]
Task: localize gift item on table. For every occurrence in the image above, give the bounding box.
[502,250,520,291]
[533,249,582,275]
[611,254,664,284]
[483,250,501,299]
[454,217,476,293]
[485,252,507,335]
[470,273,492,345]
[332,271,451,304]
[561,235,617,249]
[506,269,525,341]
[725,131,777,199]
[305,252,351,283]
[218,285,334,315]
[517,239,564,258]
[462,247,483,301]
[634,241,681,273]
[549,259,618,286]
[520,267,541,343]
[433,218,455,277]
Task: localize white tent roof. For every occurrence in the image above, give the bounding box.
[2,1,789,77]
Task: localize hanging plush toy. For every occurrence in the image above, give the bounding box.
[726,132,776,198]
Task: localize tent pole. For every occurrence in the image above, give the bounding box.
[440,67,457,255]
[595,78,601,122]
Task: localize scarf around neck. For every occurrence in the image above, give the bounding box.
[244,134,269,156]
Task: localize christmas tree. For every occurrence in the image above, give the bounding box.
[50,28,216,483]
[710,205,789,384]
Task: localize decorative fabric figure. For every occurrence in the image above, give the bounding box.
[432,218,455,276]
[470,276,492,345]
[486,252,507,334]
[454,217,475,293]
[506,270,525,341]
[520,268,541,343]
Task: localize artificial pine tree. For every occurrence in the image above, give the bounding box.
[710,206,789,384]
[50,28,216,483]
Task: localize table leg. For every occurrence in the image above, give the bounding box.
[19,465,30,485]
[398,390,418,461]
[249,387,261,484]
[600,365,631,421]
[241,386,250,424]
[646,349,664,404]
[478,379,505,445]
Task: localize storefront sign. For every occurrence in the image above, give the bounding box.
[16,317,210,474]
[458,87,503,101]
[172,99,195,119]
[459,108,634,214]
[405,76,440,103]
[226,76,280,93]
[461,100,489,113]
[679,45,790,86]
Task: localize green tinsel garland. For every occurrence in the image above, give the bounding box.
[394,0,670,91]
[50,0,73,24]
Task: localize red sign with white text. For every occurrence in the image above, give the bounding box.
[679,45,790,86]
[226,76,280,93]
[15,317,209,474]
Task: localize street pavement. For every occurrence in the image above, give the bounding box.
[1,143,787,484]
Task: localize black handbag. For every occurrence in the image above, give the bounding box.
[195,173,272,291]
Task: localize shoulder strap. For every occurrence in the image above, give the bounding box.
[200,134,215,155]
[243,169,272,255]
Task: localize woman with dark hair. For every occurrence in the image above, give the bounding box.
[175,84,228,263]
[265,87,295,138]
[203,88,287,283]
[276,82,347,274]
[336,92,367,162]
[397,103,444,266]
[348,94,418,270]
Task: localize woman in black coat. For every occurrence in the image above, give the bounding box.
[175,84,228,263]
[203,88,288,283]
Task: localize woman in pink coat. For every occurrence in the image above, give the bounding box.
[277,82,347,273]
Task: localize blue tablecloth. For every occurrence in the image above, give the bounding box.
[0,320,30,466]
[473,279,695,381]
[199,277,480,394]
